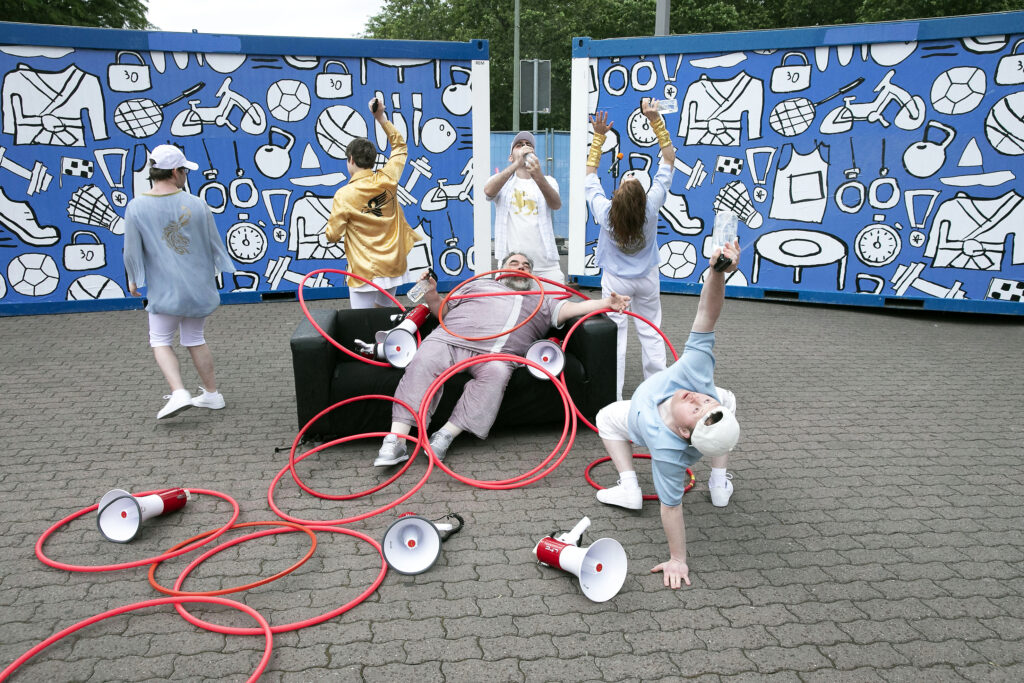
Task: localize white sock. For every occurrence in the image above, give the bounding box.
[619,470,639,489]
[709,467,728,487]
[171,388,190,398]
[203,388,219,396]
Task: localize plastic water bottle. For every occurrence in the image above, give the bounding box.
[711,211,737,272]
[407,269,435,303]
[712,211,738,249]
[655,99,678,114]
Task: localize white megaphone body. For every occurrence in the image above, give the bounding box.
[382,512,464,575]
[525,337,565,380]
[534,516,628,602]
[354,304,430,368]
[97,488,191,543]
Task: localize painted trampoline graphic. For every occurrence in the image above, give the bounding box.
[0,22,488,314]
[570,13,1024,312]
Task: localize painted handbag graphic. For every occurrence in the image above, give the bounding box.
[995,39,1024,86]
[316,60,352,99]
[107,51,151,93]
[770,52,810,93]
[63,230,106,271]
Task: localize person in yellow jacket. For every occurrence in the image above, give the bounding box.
[326,96,422,308]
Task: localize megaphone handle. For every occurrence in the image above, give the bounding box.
[559,516,592,546]
[436,512,464,540]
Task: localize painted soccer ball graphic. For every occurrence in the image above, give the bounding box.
[659,240,697,279]
[931,67,986,115]
[66,274,125,300]
[267,79,311,122]
[8,252,59,297]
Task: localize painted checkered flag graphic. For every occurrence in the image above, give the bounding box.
[61,158,94,178]
[715,155,743,175]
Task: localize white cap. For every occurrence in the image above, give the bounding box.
[149,144,199,171]
[690,407,740,459]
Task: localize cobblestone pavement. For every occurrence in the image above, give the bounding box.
[1,291,1022,682]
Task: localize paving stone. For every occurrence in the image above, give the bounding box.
[1,295,1021,680]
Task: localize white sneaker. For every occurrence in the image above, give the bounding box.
[374,434,408,467]
[710,473,734,507]
[596,481,643,510]
[157,389,193,420]
[191,388,225,409]
[428,428,456,462]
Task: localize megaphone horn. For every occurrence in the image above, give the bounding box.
[382,328,418,368]
[383,512,464,575]
[525,337,565,380]
[534,518,627,602]
[96,487,191,543]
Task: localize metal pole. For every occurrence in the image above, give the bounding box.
[655,0,670,36]
[513,0,520,132]
[532,59,539,134]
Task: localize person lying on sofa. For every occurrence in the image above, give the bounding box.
[375,251,630,466]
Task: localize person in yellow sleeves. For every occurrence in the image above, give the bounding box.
[326,96,422,308]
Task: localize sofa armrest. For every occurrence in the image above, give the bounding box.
[560,313,617,420]
[290,308,340,431]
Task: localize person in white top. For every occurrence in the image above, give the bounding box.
[484,131,564,283]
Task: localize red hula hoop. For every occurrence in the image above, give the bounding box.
[585,454,696,500]
[299,268,419,368]
[172,524,386,635]
[0,595,272,682]
[422,352,577,489]
[148,521,317,596]
[438,269,545,342]
[559,308,679,433]
[270,430,430,526]
[288,394,423,499]
[35,488,240,573]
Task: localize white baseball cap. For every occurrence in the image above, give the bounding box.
[149,144,199,171]
[690,406,740,458]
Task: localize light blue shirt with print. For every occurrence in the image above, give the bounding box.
[123,190,234,318]
[627,331,721,505]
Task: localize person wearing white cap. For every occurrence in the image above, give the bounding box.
[593,239,742,589]
[123,144,235,420]
[483,130,564,283]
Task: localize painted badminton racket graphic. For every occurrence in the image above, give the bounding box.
[113,82,206,139]
[768,78,863,137]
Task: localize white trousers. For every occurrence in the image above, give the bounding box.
[148,312,207,347]
[601,268,666,400]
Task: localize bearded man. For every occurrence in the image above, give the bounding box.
[375,252,630,466]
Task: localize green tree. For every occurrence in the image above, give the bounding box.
[0,0,150,30]
[366,0,1024,130]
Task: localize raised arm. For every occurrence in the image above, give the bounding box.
[643,97,675,167]
[692,239,740,333]
[373,97,407,183]
[526,156,561,210]
[586,111,612,176]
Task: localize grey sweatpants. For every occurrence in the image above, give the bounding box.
[392,337,515,439]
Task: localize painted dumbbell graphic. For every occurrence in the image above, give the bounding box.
[890,262,966,299]
[264,256,332,290]
[0,146,53,195]
[397,157,433,206]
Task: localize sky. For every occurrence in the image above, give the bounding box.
[146,0,386,40]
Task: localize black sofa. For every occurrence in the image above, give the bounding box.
[290,306,617,440]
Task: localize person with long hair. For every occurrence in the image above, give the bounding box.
[585,98,676,399]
